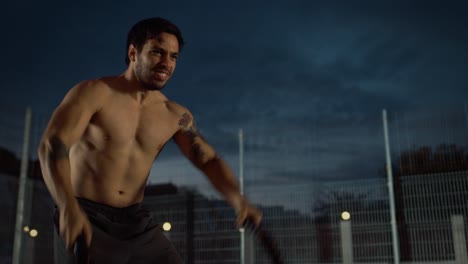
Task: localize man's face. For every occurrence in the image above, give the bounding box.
[133,32,179,91]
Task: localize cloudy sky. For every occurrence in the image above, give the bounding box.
[1,0,467,200]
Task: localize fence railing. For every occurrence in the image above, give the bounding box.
[0,105,467,263]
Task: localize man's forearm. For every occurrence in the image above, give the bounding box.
[38,136,77,211]
[200,156,245,211]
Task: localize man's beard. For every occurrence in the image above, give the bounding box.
[142,81,166,91]
[135,64,168,91]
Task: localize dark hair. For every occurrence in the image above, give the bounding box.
[125,17,185,65]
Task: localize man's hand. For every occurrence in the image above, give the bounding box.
[235,198,263,228]
[59,202,93,249]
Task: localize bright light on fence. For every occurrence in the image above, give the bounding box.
[162,222,172,231]
[341,211,351,221]
[29,229,38,238]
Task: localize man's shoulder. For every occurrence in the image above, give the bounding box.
[72,76,115,92]
[67,77,116,99]
[165,100,191,116]
[61,77,116,109]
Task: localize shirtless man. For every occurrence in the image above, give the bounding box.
[38,17,262,263]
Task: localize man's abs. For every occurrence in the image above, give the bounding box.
[69,143,156,208]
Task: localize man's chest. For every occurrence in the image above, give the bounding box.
[88,101,179,152]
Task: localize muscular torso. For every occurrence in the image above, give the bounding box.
[70,78,182,207]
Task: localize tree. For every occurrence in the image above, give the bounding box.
[396,144,468,175]
[0,146,43,179]
[0,147,20,176]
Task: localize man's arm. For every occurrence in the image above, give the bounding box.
[173,112,262,226]
[38,80,104,248]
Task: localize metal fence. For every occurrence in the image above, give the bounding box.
[142,174,468,264]
[0,105,467,263]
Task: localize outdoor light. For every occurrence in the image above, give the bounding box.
[341,211,351,221]
[29,229,38,238]
[23,226,30,233]
[162,222,172,232]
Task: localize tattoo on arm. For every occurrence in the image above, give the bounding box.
[48,136,70,161]
[179,113,206,160]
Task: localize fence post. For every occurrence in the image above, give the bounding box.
[451,215,467,264]
[340,220,353,264]
[239,129,246,264]
[383,109,400,264]
[246,230,255,264]
[12,107,32,264]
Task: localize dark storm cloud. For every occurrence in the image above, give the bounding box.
[4,0,466,115]
[174,0,468,142]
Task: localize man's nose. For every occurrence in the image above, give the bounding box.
[159,54,173,66]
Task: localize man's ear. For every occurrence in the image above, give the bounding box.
[128,44,137,63]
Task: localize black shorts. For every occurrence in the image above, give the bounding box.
[54,197,183,264]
